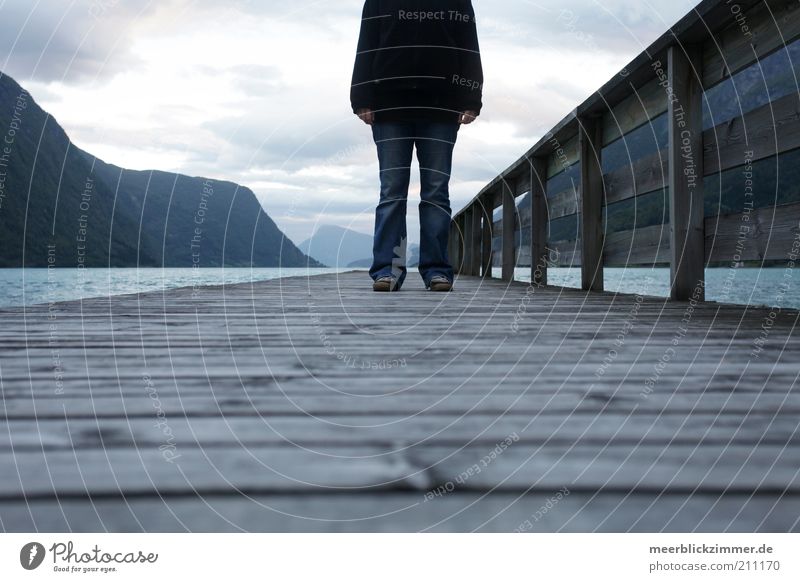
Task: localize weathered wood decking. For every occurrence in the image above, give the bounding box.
[1,271,799,532]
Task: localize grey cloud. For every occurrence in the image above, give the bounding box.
[481,0,697,56]
[199,112,374,174]
[0,0,155,83]
[0,0,309,84]
[192,64,287,95]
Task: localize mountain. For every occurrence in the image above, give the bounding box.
[299,224,422,268]
[299,225,373,267]
[0,72,319,268]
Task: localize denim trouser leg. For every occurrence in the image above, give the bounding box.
[370,122,413,288]
[370,119,458,288]
[416,122,458,285]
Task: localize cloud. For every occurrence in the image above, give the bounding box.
[0,0,149,83]
[0,0,307,83]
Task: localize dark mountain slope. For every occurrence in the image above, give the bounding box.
[0,72,318,268]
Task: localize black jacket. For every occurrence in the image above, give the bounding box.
[350,0,483,122]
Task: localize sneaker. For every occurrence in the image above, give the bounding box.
[427,275,452,292]
[373,275,399,292]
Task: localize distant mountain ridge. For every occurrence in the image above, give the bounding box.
[0,71,319,268]
[299,224,420,268]
[299,225,373,268]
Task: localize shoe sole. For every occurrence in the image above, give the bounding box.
[373,281,399,292]
[428,281,452,292]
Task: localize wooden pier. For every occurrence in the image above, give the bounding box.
[4,0,800,532]
[0,271,798,532]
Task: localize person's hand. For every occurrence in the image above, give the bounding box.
[459,111,478,125]
[356,108,374,125]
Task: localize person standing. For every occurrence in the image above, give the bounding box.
[351,0,483,292]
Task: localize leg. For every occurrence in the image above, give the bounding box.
[370,121,414,288]
[414,121,459,286]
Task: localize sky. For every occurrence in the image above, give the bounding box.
[0,0,700,247]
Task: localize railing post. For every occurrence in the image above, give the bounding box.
[578,116,605,291]
[448,221,457,275]
[530,157,548,286]
[668,44,705,301]
[471,201,482,276]
[480,194,493,278]
[501,183,516,281]
[463,206,474,276]
[453,214,464,275]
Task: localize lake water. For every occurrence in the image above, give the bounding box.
[0,268,356,308]
[0,267,797,310]
[507,267,799,310]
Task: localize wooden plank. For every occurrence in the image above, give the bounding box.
[703,92,800,175]
[1,444,798,499]
[5,414,799,451]
[547,135,579,178]
[547,187,579,220]
[515,174,530,197]
[603,223,671,267]
[602,78,669,146]
[480,193,494,277]
[9,390,800,420]
[604,149,668,205]
[579,116,605,290]
[4,339,797,382]
[3,302,793,325]
[460,209,472,276]
[668,44,706,301]
[4,341,799,370]
[4,326,795,352]
[449,220,456,275]
[518,211,533,230]
[501,182,517,280]
[530,157,549,286]
[470,201,482,276]
[448,223,455,272]
[547,239,582,267]
[517,246,532,270]
[463,206,475,276]
[449,220,462,276]
[460,213,468,274]
[2,493,796,533]
[453,214,464,274]
[4,361,799,394]
[705,200,800,263]
[703,0,800,88]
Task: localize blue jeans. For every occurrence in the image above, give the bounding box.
[370,120,459,289]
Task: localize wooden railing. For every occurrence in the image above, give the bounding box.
[450,0,800,301]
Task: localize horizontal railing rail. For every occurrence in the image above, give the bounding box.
[450,0,800,301]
